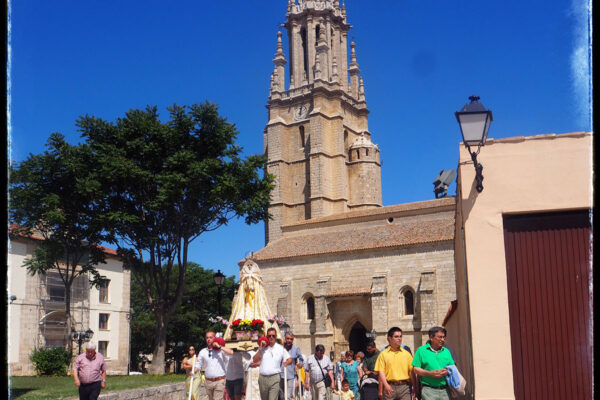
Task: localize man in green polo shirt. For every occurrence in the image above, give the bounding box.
[412,327,454,400]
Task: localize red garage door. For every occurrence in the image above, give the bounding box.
[503,211,592,400]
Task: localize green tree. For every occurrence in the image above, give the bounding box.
[9,134,108,355]
[79,102,273,374]
[130,263,236,372]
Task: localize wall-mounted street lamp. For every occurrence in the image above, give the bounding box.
[72,328,94,355]
[365,329,377,340]
[455,95,493,193]
[213,269,226,316]
[280,321,290,336]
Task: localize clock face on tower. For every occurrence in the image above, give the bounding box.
[294,104,309,120]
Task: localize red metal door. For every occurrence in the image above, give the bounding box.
[503,210,592,400]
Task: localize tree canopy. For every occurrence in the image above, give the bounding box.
[79,102,273,373]
[9,133,108,354]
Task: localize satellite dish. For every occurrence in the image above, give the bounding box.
[433,169,456,198]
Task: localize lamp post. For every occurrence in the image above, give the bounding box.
[72,328,94,355]
[213,269,225,316]
[455,95,493,193]
[280,321,290,336]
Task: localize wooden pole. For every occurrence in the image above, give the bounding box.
[187,354,197,400]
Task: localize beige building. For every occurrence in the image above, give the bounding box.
[7,232,131,375]
[446,132,593,399]
[247,0,458,356]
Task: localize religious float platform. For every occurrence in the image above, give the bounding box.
[218,259,286,351]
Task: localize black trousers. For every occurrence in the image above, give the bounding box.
[79,380,102,400]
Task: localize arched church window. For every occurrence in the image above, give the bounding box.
[306,296,315,320]
[315,25,321,45]
[401,288,415,316]
[300,126,305,147]
[356,149,360,159]
[300,28,308,79]
[366,148,369,156]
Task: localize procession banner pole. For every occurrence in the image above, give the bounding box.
[284,362,288,400]
[246,367,254,400]
[188,354,197,400]
[298,366,303,399]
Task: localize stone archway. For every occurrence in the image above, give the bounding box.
[348,321,367,355]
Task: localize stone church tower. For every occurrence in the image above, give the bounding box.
[250,1,457,358]
[265,0,382,244]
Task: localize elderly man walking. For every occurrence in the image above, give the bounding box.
[412,327,455,400]
[254,328,293,400]
[374,327,416,400]
[304,344,336,400]
[72,342,107,400]
[280,331,304,400]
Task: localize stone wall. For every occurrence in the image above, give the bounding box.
[259,242,456,356]
[63,382,196,400]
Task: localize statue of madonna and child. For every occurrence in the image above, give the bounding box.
[219,259,286,400]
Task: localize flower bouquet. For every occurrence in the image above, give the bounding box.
[232,319,264,341]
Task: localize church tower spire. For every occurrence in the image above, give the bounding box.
[264,0,382,244]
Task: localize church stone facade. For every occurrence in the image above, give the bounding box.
[249,0,457,357]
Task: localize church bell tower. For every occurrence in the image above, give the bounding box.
[265,0,382,244]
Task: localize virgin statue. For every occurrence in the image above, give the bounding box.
[225,259,281,340]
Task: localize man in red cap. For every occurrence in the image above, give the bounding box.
[196,331,233,400]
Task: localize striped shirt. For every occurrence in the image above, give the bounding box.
[73,352,106,384]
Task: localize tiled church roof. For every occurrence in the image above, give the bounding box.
[253,215,454,262]
[282,197,455,229]
[326,288,372,297]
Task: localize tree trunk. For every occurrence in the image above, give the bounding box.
[148,312,169,374]
[65,281,73,356]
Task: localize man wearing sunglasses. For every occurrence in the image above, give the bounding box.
[253,328,293,400]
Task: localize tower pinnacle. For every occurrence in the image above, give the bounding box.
[271,31,287,94]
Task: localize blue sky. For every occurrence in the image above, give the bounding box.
[8,0,591,279]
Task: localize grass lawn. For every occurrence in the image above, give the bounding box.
[9,374,186,400]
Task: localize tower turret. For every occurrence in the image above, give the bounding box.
[348,134,382,208]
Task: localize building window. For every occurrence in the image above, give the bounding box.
[300,126,306,147]
[99,313,109,330]
[306,297,315,320]
[98,341,108,357]
[402,288,415,316]
[46,272,66,302]
[99,279,110,303]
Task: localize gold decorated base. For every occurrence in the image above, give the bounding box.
[228,340,259,351]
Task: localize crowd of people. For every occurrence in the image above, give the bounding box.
[182,325,458,400]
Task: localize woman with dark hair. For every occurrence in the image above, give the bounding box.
[340,350,363,399]
[183,345,202,400]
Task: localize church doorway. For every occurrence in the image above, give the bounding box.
[348,322,367,355]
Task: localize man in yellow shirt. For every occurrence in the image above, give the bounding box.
[374,327,417,400]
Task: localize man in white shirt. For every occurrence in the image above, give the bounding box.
[253,328,293,400]
[304,344,335,400]
[196,331,233,400]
